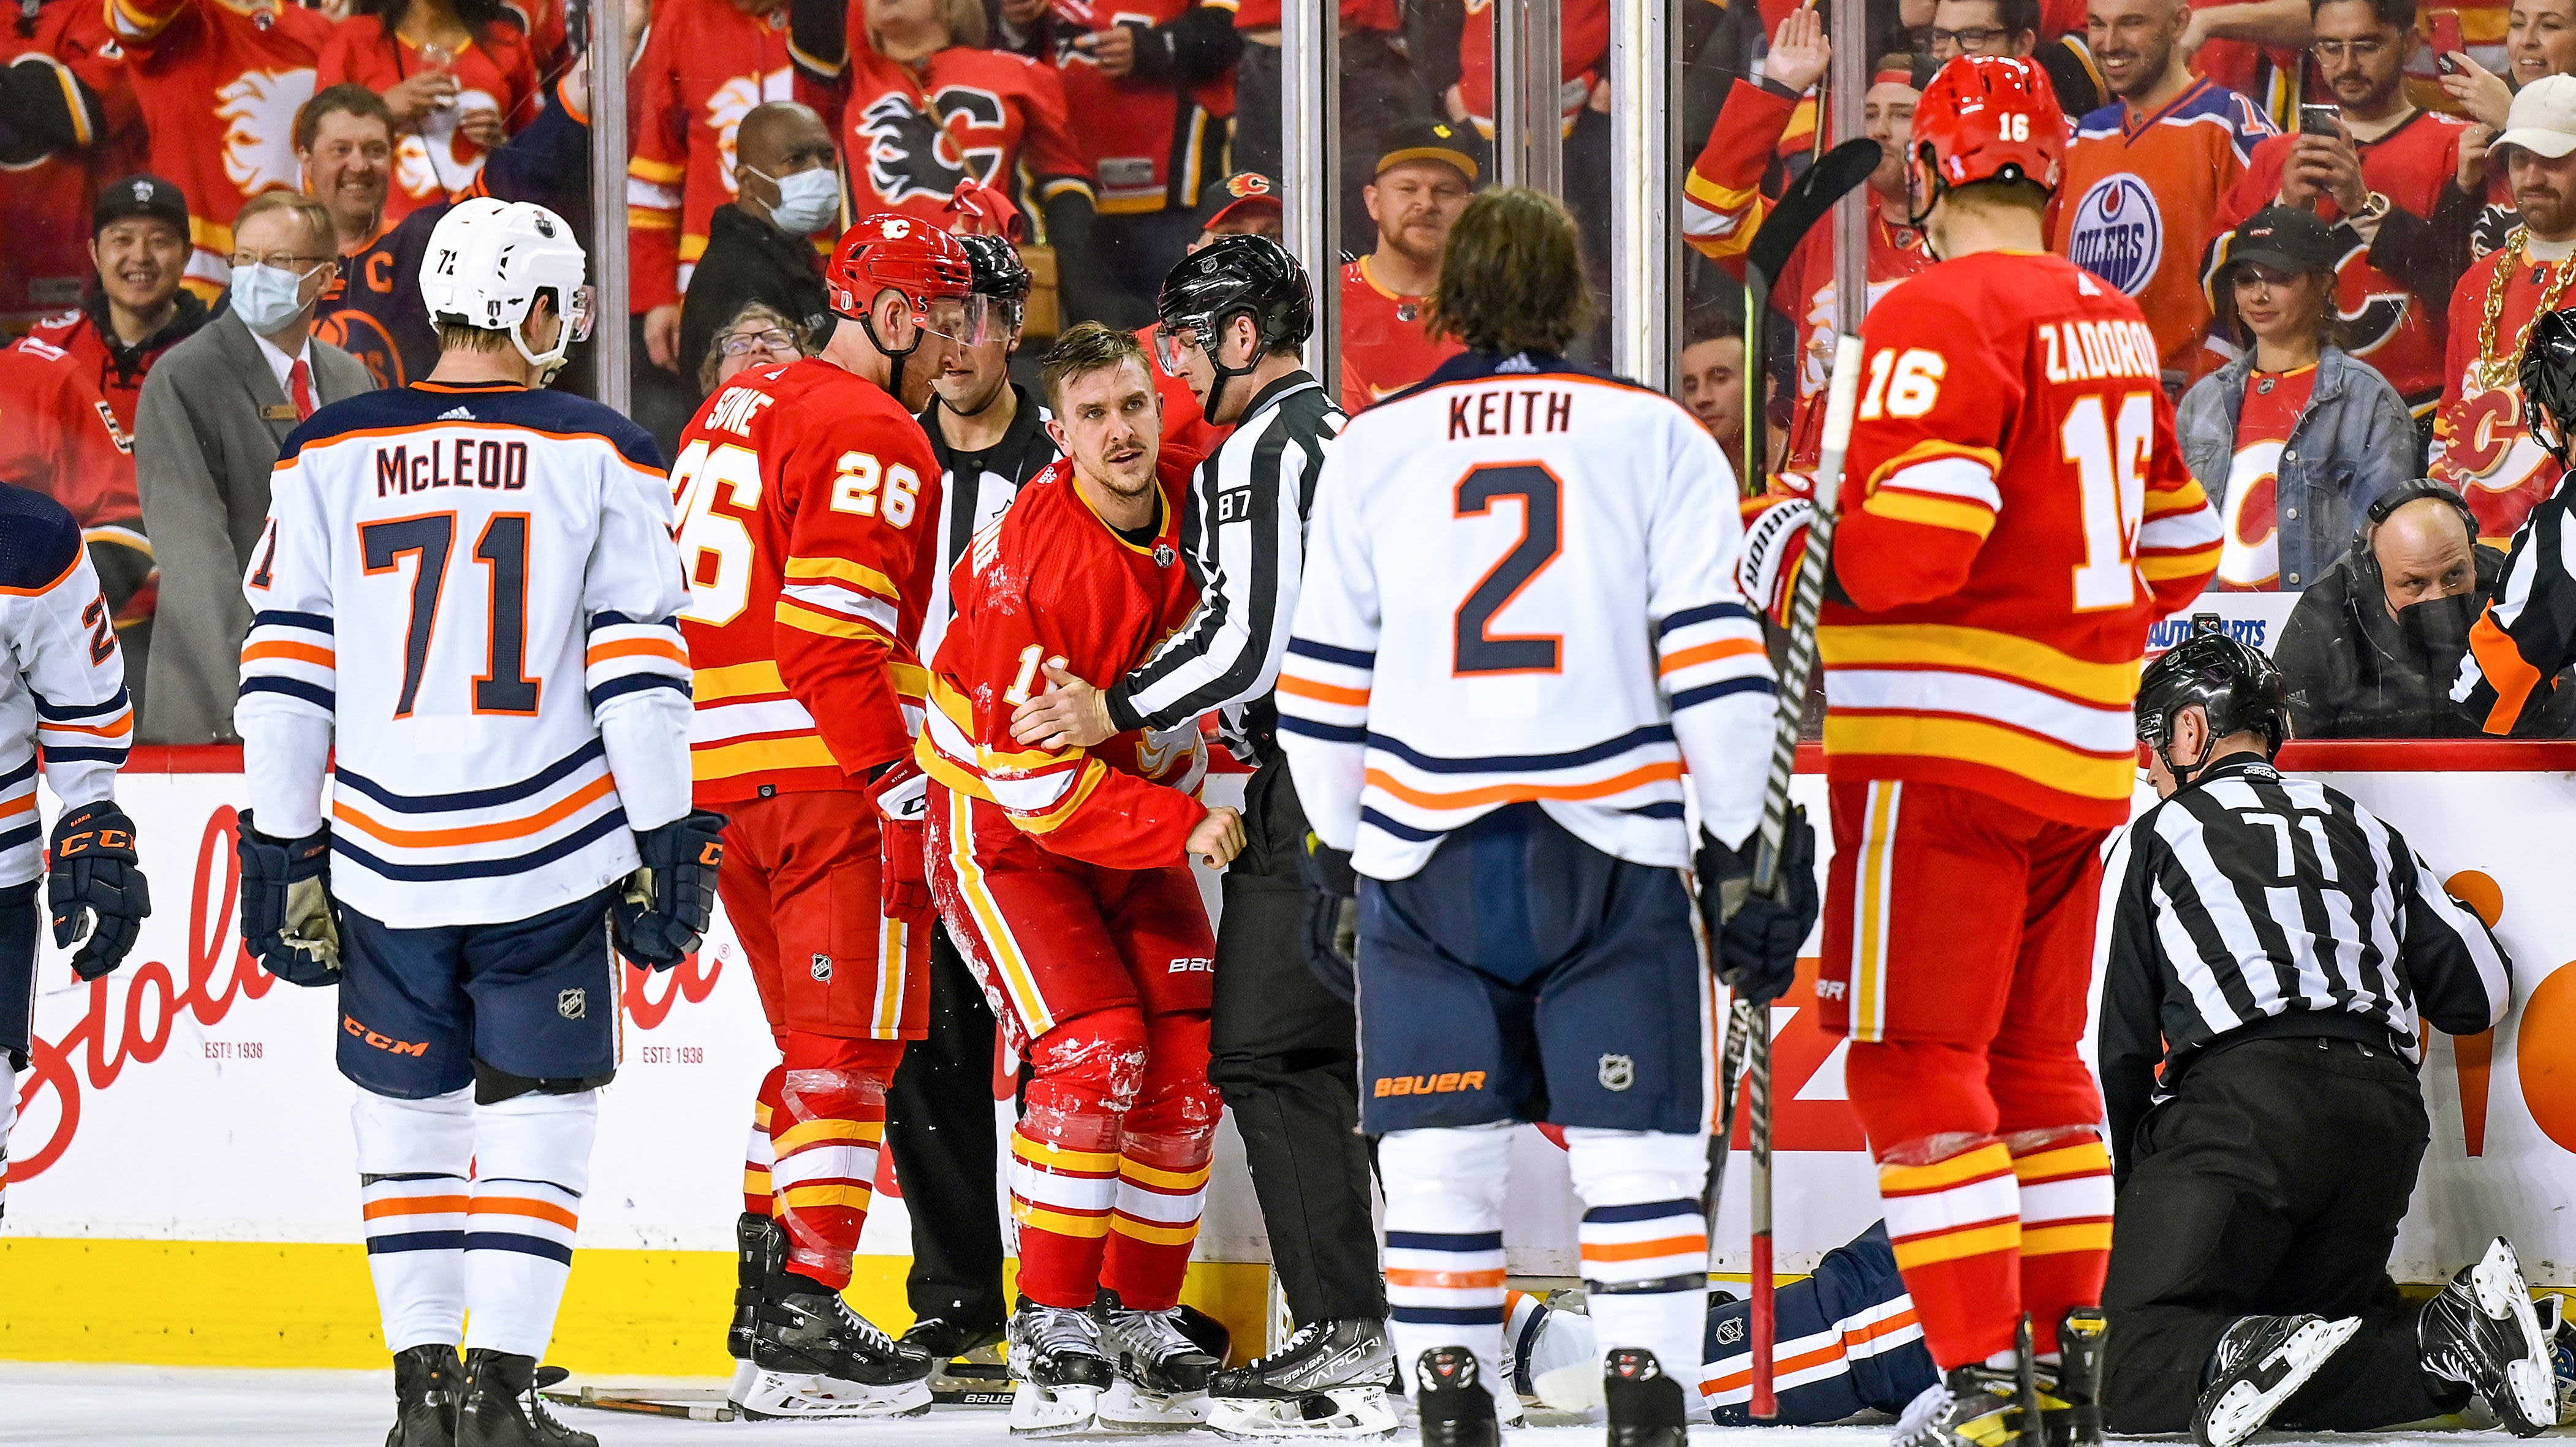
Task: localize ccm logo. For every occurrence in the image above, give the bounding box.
[1814,980,1847,1000]
[1374,1071,1487,1097]
[1167,957,1214,973]
[344,1014,429,1056]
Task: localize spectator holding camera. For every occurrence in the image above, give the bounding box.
[2180,206,2417,591]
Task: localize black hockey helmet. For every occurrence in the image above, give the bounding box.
[957,232,1031,303]
[2136,616,2292,787]
[2521,306,2576,467]
[1153,233,1313,420]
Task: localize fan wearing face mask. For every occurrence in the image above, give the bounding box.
[2274,478,2576,736]
[675,100,843,393]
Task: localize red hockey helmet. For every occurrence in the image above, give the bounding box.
[826,213,976,329]
[1909,55,2066,202]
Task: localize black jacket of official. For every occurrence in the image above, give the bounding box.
[677,204,831,395]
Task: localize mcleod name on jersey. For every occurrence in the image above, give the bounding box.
[237,381,691,928]
[1278,352,1775,880]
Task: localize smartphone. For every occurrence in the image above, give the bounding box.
[2299,104,2343,136]
[2431,11,2464,72]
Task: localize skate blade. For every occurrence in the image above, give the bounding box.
[2195,1316,2362,1447]
[1010,1380,1103,1435]
[1206,1386,1399,1440]
[733,1367,933,1419]
[2471,1239,2558,1432]
[933,1359,1018,1407]
[1097,1379,1211,1432]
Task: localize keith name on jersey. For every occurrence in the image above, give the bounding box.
[375,437,534,496]
[1447,386,1575,440]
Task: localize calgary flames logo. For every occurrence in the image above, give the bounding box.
[860,87,1004,205]
[217,67,317,198]
[707,68,795,195]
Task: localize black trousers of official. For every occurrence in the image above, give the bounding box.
[1211,760,1388,1325]
[886,921,1008,1331]
[2102,1035,2471,1434]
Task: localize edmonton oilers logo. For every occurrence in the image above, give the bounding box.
[2066,173,2164,297]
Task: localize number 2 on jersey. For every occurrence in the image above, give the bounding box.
[2061,391,2151,611]
[1453,464,1563,675]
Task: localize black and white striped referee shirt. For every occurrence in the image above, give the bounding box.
[2099,754,2511,1170]
[916,382,1058,665]
[1102,371,1344,765]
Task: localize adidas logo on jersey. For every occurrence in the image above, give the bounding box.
[438,406,475,421]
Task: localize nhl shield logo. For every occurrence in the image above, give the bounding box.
[811,953,835,983]
[2064,173,2164,297]
[1716,1317,1744,1346]
[556,988,586,1020]
[1154,543,1176,567]
[1597,1054,1635,1092]
[131,179,155,204]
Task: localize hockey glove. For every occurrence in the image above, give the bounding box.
[1296,829,1361,1004]
[1694,807,1819,1007]
[615,810,726,970]
[48,800,150,981]
[1737,495,1815,632]
[236,814,341,986]
[870,758,934,928]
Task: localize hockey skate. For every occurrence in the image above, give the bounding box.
[738,1269,934,1419]
[2191,1313,2363,1447]
[386,1342,461,1447]
[2420,1236,2556,1435]
[2048,1305,2108,1447]
[453,1350,593,1447]
[1205,1318,1398,1440]
[1096,1289,1220,1430]
[1414,1345,1502,1447]
[903,1315,1012,1404]
[1604,1348,1689,1447]
[725,1212,776,1360]
[1009,1297,1116,1435]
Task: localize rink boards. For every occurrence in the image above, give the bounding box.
[5,741,2575,1375]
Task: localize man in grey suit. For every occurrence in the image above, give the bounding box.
[136,190,374,743]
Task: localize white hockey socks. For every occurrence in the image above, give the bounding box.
[2,1062,18,1218]
[1381,1124,1515,1409]
[463,1088,599,1359]
[1565,1127,1709,1391]
[354,1086,476,1351]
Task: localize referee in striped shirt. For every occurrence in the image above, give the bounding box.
[2098,626,2551,1446]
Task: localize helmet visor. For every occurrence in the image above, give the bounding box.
[562,284,597,344]
[917,293,998,347]
[1151,318,1211,373]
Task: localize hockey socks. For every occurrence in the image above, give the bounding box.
[1382,1124,1513,1410]
[356,1087,476,1353]
[771,1037,900,1292]
[1565,1127,1708,1400]
[2007,1127,2113,1355]
[1876,1135,2023,1368]
[463,1089,596,1359]
[1100,1125,1214,1312]
[742,1064,783,1218]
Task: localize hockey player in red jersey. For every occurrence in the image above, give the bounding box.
[670,213,974,1419]
[1743,56,2221,1446]
[917,322,1246,1435]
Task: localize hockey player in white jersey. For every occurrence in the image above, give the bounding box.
[1276,186,1817,1447]
[0,483,148,1220]
[233,198,719,1447]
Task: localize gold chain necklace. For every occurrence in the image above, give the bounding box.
[2476,227,2576,389]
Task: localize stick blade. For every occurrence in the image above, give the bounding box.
[1746,138,1885,289]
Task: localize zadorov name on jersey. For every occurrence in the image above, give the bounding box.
[374,438,533,497]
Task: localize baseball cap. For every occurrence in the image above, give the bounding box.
[93,175,188,239]
[2498,72,2576,159]
[1195,173,1283,233]
[1374,118,1482,183]
[2223,205,2341,277]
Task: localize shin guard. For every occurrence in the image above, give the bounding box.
[773,1035,901,1291]
[1564,1127,1708,1402]
[355,1086,477,1353]
[2006,1125,2113,1355]
[463,1087,598,1359]
[743,1064,783,1218]
[1101,1011,1218,1312]
[1381,1124,1515,1411]
[1013,1008,1148,1309]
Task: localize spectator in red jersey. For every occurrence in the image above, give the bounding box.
[2181,205,2417,591]
[104,0,335,299]
[1339,119,1474,412]
[0,344,152,684]
[16,176,211,435]
[1676,300,1750,475]
[1928,0,2041,58]
[1137,172,1279,474]
[2209,0,2472,434]
[0,23,112,320]
[319,0,541,225]
[675,100,834,390]
[1228,0,1424,255]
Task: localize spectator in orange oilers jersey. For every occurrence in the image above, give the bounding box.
[1339,119,1476,414]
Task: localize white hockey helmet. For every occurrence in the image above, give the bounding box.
[420,197,595,377]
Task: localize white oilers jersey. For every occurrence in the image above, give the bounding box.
[1277,353,1777,880]
[238,380,692,928]
[0,485,130,888]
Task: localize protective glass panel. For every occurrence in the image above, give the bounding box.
[1331,0,1479,412]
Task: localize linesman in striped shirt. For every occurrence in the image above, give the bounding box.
[2101,628,2552,1446]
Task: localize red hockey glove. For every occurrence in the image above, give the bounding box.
[871,758,934,927]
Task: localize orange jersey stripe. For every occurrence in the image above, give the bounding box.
[242,640,336,668]
[1363,761,1683,810]
[1659,638,1765,675]
[468,1196,581,1231]
[586,637,690,668]
[334,774,618,848]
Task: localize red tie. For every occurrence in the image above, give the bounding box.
[288,358,314,421]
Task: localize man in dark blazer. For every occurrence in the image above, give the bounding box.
[136,191,374,743]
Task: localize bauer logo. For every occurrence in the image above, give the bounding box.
[2065,173,2164,297]
[557,988,587,1020]
[1597,1054,1635,1091]
[1374,1071,1488,1097]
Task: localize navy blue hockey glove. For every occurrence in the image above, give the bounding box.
[48,800,150,981]
[1695,807,1819,1007]
[615,810,726,970]
[1296,829,1360,1003]
[236,814,341,986]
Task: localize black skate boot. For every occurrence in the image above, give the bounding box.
[1096,1288,1219,1430]
[2190,1313,2361,1447]
[740,1266,934,1419]
[452,1350,592,1447]
[1009,1296,1116,1435]
[386,1342,461,1447]
[1413,1346,1501,1447]
[1604,1348,1689,1447]
[902,1315,1010,1405]
[2420,1236,2556,1435]
[725,1212,776,1360]
[1205,1318,1398,1440]
[2046,1305,2109,1447]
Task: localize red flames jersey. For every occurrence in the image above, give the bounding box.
[319,17,539,224]
[0,342,138,533]
[1822,252,2221,830]
[105,0,333,298]
[2211,110,2467,411]
[672,357,946,802]
[2431,240,2572,545]
[1338,255,1461,412]
[2055,81,2275,383]
[626,0,795,312]
[0,6,112,320]
[1049,0,1232,215]
[802,32,1093,225]
[916,456,1209,871]
[1457,0,1606,132]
